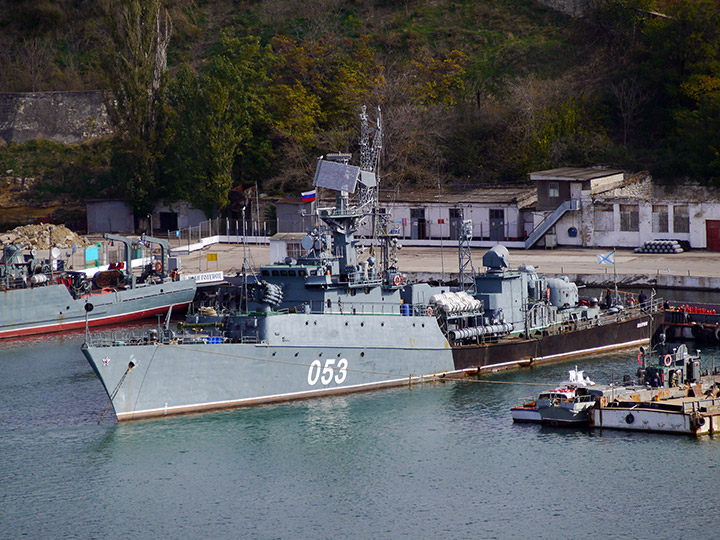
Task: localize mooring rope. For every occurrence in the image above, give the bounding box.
[98,364,132,423]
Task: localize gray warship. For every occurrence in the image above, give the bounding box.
[0,233,196,339]
[82,107,663,421]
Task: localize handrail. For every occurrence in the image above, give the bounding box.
[525,199,580,249]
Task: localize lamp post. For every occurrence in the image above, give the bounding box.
[147,213,153,234]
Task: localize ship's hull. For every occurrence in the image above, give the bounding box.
[537,405,592,426]
[0,279,196,339]
[82,313,458,421]
[510,406,541,423]
[451,311,663,371]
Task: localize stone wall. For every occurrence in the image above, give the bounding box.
[0,91,111,145]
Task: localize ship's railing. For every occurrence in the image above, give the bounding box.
[346,270,383,288]
[298,299,434,316]
[523,296,662,337]
[682,398,720,413]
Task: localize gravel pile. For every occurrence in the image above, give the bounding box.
[0,223,89,250]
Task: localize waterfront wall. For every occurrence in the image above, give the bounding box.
[0,91,111,145]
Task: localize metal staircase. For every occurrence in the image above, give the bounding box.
[524,199,580,249]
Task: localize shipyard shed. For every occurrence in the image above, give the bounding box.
[275,197,314,233]
[529,167,720,250]
[86,199,208,234]
[365,185,537,244]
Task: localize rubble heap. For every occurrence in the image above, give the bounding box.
[0,223,89,250]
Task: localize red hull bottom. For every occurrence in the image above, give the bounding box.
[0,302,191,340]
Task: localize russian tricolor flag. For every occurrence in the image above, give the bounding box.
[301,190,316,203]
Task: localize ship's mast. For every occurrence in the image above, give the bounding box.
[458,219,475,293]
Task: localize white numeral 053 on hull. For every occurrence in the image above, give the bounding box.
[307,358,348,386]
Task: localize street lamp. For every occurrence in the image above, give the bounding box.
[147,213,153,235]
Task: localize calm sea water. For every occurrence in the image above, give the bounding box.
[2,330,719,540]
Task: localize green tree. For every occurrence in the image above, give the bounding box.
[408,50,467,108]
[633,0,720,180]
[100,0,172,215]
[164,35,271,216]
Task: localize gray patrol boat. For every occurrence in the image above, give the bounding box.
[82,108,662,421]
[1,233,196,339]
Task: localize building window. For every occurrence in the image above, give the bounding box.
[652,205,668,233]
[287,242,303,259]
[594,205,614,232]
[549,182,560,198]
[673,205,689,233]
[620,204,639,232]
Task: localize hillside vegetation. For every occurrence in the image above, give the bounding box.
[1,0,719,219]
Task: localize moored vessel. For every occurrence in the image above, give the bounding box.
[590,343,720,436]
[82,107,664,421]
[0,233,196,339]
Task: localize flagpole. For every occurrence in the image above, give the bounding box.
[613,248,618,306]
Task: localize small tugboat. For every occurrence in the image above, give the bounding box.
[512,368,597,425]
[590,342,720,436]
[0,233,196,339]
[536,368,596,426]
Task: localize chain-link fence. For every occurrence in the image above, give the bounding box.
[165,218,271,251]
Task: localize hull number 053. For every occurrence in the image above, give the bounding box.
[308,358,348,386]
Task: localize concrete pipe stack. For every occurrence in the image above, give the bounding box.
[633,240,684,254]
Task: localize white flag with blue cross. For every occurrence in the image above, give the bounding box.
[596,251,615,265]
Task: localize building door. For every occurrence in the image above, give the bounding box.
[489,209,505,242]
[449,208,463,240]
[159,212,178,232]
[570,182,582,200]
[410,208,426,240]
[707,220,720,251]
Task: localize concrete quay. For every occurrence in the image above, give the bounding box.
[178,243,720,294]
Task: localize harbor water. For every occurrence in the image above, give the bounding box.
[2,330,719,540]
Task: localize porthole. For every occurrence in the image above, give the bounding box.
[360,352,365,357]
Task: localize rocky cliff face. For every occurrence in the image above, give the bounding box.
[0,175,85,231]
